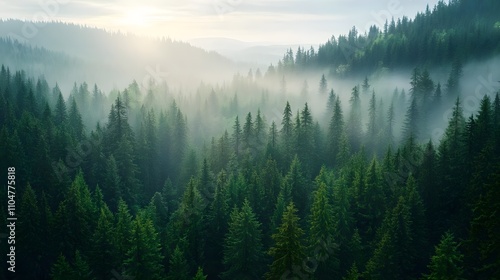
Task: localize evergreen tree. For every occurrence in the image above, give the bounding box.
[115,199,133,268]
[362,76,370,94]
[18,184,42,278]
[267,202,307,280]
[424,232,464,280]
[232,116,242,158]
[125,215,165,280]
[366,90,377,152]
[73,250,95,280]
[280,101,294,164]
[308,183,338,278]
[446,58,463,96]
[51,254,73,280]
[365,196,413,280]
[328,96,346,167]
[283,156,309,217]
[103,155,121,210]
[222,199,265,279]
[193,267,207,280]
[90,204,117,280]
[402,97,419,141]
[319,74,328,95]
[347,86,362,151]
[167,245,190,280]
[68,97,84,140]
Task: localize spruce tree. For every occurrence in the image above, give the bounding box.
[167,245,190,280]
[308,183,338,278]
[267,202,307,280]
[125,215,165,280]
[222,199,264,279]
[424,232,464,280]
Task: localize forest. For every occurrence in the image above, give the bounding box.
[1,0,500,279]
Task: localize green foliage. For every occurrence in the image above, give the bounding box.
[308,183,339,278]
[424,232,464,280]
[192,267,207,280]
[267,202,307,280]
[167,245,190,280]
[222,199,264,279]
[125,215,165,279]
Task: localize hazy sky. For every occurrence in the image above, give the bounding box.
[0,0,441,45]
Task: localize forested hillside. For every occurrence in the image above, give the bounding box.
[1,55,499,279]
[0,20,238,91]
[272,0,500,76]
[1,0,500,279]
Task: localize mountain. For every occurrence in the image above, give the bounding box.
[189,37,307,66]
[0,20,239,91]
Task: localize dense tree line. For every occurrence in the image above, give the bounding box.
[1,60,499,280]
[269,0,500,77]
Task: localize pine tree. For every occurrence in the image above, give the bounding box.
[446,58,463,96]
[90,204,117,279]
[18,184,42,279]
[365,196,413,280]
[298,103,314,174]
[222,199,265,279]
[254,109,266,152]
[347,86,362,151]
[115,199,133,268]
[328,96,346,167]
[205,170,229,277]
[366,90,377,152]
[343,263,360,280]
[242,112,254,153]
[103,155,121,210]
[51,254,73,280]
[54,171,94,257]
[309,183,338,278]
[193,267,207,280]
[468,165,500,279]
[362,76,370,94]
[424,232,464,280]
[280,101,294,165]
[54,92,68,127]
[402,97,419,141]
[267,202,307,280]
[73,250,95,280]
[232,116,242,158]
[283,156,309,217]
[167,245,190,280]
[125,215,165,280]
[68,97,84,140]
[319,74,328,95]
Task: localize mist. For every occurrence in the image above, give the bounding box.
[1,1,500,279]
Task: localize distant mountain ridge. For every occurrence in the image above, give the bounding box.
[0,19,239,91]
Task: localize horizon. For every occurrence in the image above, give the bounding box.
[0,0,441,47]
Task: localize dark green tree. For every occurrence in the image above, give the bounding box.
[222,199,265,279]
[267,202,307,280]
[424,231,464,280]
[125,215,165,280]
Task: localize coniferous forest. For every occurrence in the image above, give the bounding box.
[1,0,500,279]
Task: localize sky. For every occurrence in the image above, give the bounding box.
[0,0,442,45]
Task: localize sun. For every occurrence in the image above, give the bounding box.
[122,7,153,26]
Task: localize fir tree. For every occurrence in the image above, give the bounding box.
[425,232,464,280]
[222,199,265,279]
[267,202,307,280]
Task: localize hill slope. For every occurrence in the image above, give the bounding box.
[0,20,238,91]
[273,0,500,76]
